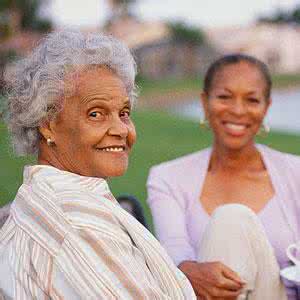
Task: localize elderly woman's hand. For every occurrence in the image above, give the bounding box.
[178,260,245,299]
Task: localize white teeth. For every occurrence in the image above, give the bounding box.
[100,147,124,152]
[225,123,246,131]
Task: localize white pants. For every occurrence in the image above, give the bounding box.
[198,204,287,300]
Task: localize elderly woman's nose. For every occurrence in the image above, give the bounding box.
[108,116,128,137]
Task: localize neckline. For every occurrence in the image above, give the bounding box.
[23,164,110,196]
[196,144,279,218]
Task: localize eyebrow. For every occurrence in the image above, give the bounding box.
[244,91,260,95]
[123,100,131,107]
[82,96,130,104]
[217,88,232,93]
[217,88,260,95]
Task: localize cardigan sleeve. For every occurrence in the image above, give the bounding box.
[283,152,300,235]
[147,166,196,266]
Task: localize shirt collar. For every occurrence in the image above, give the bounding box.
[23,165,113,198]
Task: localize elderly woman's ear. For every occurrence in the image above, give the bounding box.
[39,121,57,146]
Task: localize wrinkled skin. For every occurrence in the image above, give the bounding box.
[38,66,136,178]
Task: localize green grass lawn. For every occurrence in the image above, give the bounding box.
[1,110,300,231]
[138,73,300,97]
[137,76,203,96]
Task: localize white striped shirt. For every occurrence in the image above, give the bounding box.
[0,165,195,299]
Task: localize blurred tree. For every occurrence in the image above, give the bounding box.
[0,0,52,35]
[258,11,289,24]
[291,7,300,24]
[168,21,205,46]
[258,5,300,25]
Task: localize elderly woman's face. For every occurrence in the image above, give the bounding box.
[44,67,136,178]
[202,62,270,151]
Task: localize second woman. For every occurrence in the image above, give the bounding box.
[147,54,300,299]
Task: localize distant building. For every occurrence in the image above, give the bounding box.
[207,23,300,73]
[106,17,217,79]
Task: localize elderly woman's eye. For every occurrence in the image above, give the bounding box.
[120,110,131,118]
[89,111,102,118]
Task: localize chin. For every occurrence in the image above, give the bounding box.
[97,164,128,178]
[222,138,254,151]
[108,168,127,177]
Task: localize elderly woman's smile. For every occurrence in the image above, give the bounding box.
[38,66,136,178]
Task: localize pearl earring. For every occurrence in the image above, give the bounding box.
[47,138,54,146]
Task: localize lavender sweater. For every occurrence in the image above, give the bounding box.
[147,144,300,300]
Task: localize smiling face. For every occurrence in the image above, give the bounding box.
[39,66,136,178]
[201,61,271,151]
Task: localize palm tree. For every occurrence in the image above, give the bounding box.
[168,22,205,46]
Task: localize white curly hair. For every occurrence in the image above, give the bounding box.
[3,30,137,156]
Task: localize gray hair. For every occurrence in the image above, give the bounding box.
[3,30,137,156]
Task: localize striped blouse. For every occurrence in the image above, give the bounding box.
[0,165,195,299]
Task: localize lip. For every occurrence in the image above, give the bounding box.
[222,121,250,126]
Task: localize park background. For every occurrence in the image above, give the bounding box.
[1,0,300,230]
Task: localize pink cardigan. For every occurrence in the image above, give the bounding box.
[147,144,300,300]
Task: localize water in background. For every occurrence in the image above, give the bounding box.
[170,89,300,134]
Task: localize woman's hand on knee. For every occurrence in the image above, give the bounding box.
[178,261,245,299]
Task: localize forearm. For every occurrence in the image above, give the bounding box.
[178,261,203,296]
[178,260,244,299]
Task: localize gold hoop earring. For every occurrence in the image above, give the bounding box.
[199,117,209,129]
[258,123,270,137]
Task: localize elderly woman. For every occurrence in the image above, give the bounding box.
[147,54,300,299]
[0,31,195,299]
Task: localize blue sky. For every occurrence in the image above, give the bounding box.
[50,0,299,28]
